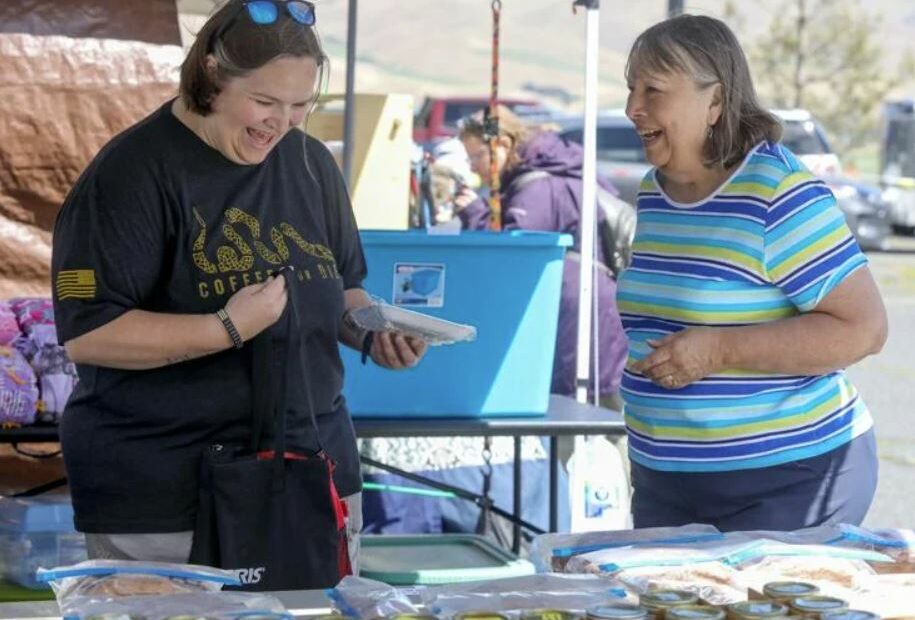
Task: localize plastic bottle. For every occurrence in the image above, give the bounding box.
[567,435,631,532]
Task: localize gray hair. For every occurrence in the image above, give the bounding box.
[625,14,781,169]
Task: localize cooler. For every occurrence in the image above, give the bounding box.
[342,230,570,417]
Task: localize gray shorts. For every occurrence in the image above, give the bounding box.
[85,492,364,574]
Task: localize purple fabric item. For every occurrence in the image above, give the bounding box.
[0,346,39,426]
[0,302,20,346]
[30,343,78,422]
[457,132,628,396]
[9,298,55,336]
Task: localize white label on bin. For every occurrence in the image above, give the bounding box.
[392,263,445,307]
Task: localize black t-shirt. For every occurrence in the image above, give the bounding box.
[51,101,367,533]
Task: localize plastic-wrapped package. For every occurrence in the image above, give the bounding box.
[0,302,20,346]
[419,573,629,618]
[550,527,892,575]
[735,555,877,592]
[38,559,239,598]
[529,524,722,573]
[348,301,476,345]
[9,298,55,337]
[6,304,78,422]
[37,560,290,620]
[28,329,78,422]
[614,561,747,606]
[329,576,423,619]
[0,345,39,426]
[564,539,759,574]
[831,526,915,570]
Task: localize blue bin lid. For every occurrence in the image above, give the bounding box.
[0,496,76,533]
[359,230,573,248]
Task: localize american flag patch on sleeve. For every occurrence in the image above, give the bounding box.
[56,269,97,300]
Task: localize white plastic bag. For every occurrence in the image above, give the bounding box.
[567,436,630,533]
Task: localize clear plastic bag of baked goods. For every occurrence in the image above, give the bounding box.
[37,559,239,599]
[615,560,747,606]
[36,559,289,619]
[530,524,723,573]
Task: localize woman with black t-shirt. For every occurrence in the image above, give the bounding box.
[50,0,425,570]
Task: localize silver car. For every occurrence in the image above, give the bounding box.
[556,112,649,206]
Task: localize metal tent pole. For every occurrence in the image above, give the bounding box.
[573,0,600,406]
[342,0,358,190]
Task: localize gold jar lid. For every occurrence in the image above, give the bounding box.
[585,603,650,620]
[821,611,880,620]
[727,601,790,618]
[763,581,820,600]
[666,605,727,620]
[520,610,580,620]
[790,596,848,614]
[640,590,699,610]
[453,613,510,620]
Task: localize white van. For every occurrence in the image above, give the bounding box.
[772,109,843,177]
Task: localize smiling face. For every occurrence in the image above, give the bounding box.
[203,55,318,165]
[625,64,722,179]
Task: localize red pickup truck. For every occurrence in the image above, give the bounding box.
[412,96,544,145]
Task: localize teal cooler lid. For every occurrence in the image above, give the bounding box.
[360,533,535,585]
[359,229,573,248]
[0,496,76,533]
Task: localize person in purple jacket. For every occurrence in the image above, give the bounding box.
[455,106,627,405]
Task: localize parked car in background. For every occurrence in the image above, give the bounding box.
[772,109,842,178]
[823,176,892,251]
[879,99,915,233]
[556,111,648,206]
[413,96,554,146]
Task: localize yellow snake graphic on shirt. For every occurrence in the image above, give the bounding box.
[191,206,339,299]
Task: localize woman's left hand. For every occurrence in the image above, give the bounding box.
[370,331,427,370]
[630,327,725,389]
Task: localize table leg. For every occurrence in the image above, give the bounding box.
[513,435,521,554]
[549,436,558,532]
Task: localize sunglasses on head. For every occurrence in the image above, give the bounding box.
[213,0,316,45]
[242,0,316,26]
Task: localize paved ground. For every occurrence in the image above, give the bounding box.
[849,235,915,528]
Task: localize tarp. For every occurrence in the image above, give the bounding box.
[0,0,182,297]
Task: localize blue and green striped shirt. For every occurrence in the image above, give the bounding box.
[616,141,872,472]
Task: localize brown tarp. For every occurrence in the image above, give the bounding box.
[0,0,182,298]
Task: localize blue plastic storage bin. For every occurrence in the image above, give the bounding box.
[342,230,571,417]
[0,496,86,589]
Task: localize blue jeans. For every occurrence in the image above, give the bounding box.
[630,429,878,531]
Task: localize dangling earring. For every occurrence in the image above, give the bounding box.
[706,126,714,140]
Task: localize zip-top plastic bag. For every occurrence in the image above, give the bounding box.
[329,575,422,619]
[530,524,722,573]
[37,559,291,620]
[418,573,629,618]
[614,561,746,606]
[564,533,893,575]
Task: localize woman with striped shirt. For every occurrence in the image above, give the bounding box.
[618,15,887,530]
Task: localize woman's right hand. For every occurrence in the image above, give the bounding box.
[453,187,479,212]
[223,274,289,342]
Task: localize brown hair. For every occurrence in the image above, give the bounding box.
[626,14,781,169]
[179,0,328,116]
[457,104,534,172]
